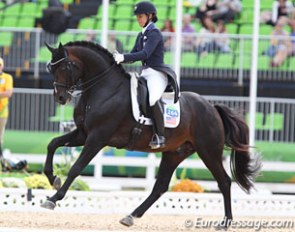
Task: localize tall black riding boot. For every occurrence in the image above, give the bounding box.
[149,101,166,149]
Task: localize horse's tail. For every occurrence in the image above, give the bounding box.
[214,104,261,193]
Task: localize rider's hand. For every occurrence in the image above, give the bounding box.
[113,50,124,64]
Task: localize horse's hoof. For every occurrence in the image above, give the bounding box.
[41,200,56,210]
[215,225,228,231]
[53,176,62,190]
[215,220,231,231]
[119,215,134,227]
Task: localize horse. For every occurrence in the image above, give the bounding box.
[42,41,261,228]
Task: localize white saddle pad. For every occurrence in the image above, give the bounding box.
[130,72,180,128]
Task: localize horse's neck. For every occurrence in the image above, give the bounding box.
[81,62,130,102]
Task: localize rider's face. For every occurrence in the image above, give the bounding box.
[136,14,149,27]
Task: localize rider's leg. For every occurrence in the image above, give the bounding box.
[141,68,168,149]
[149,100,165,148]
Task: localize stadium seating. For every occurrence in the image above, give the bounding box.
[1,0,295,72]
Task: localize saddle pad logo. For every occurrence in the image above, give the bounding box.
[129,72,180,128]
[165,106,179,126]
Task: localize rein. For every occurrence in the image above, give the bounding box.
[66,62,116,97]
[51,55,116,97]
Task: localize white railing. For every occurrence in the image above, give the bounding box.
[0,188,295,217]
[12,152,295,193]
[8,88,295,142]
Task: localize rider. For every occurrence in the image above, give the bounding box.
[113,1,179,149]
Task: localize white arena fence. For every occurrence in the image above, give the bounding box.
[7,88,295,143]
[1,188,295,217]
[0,28,294,82]
[12,152,295,193]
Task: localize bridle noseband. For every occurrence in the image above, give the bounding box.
[49,51,115,97]
[48,55,75,90]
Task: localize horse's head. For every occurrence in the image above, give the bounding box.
[46,42,82,104]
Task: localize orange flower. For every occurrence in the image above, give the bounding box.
[171,179,204,193]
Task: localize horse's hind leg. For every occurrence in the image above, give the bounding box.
[197,148,232,227]
[120,150,190,227]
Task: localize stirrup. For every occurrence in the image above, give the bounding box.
[149,134,165,149]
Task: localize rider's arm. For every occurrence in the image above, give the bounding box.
[123,29,162,63]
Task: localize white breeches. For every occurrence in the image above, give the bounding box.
[141,67,168,106]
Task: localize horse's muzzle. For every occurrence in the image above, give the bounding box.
[54,92,71,105]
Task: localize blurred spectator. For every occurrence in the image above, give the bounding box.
[182,14,196,51]
[39,2,71,35]
[49,0,63,7]
[108,34,123,53]
[85,30,99,42]
[210,0,242,23]
[85,31,123,53]
[195,0,218,22]
[214,20,231,53]
[288,19,295,56]
[161,19,175,51]
[264,18,291,67]
[161,19,175,32]
[260,0,294,26]
[195,17,215,56]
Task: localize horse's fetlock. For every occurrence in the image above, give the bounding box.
[55,190,66,201]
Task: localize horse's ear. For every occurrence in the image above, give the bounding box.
[58,42,67,56]
[45,42,55,53]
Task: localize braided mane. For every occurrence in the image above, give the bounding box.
[65,40,129,76]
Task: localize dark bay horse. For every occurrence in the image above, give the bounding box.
[42,41,260,227]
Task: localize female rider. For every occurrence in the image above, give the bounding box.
[113,1,179,149]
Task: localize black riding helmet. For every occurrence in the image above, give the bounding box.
[134,1,158,23]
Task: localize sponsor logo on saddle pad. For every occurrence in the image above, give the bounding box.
[130,72,180,128]
[165,105,179,126]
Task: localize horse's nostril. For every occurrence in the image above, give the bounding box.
[58,95,64,102]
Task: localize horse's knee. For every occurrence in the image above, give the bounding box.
[47,138,58,154]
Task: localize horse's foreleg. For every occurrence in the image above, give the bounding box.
[120,151,187,227]
[41,139,103,210]
[44,129,86,187]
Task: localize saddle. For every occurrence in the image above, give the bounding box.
[130,72,180,128]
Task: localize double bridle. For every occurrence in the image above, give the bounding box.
[48,54,115,97]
